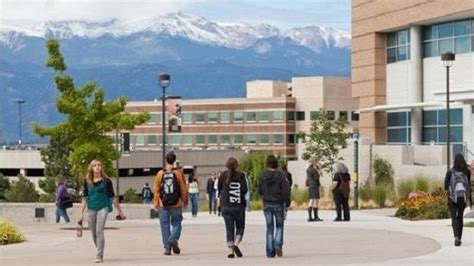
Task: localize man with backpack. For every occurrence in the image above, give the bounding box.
[153,152,188,255]
[141,183,152,204]
[444,154,472,247]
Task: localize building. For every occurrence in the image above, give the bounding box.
[352,1,474,163]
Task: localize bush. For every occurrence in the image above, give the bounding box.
[291,187,309,204]
[359,181,372,202]
[395,192,449,220]
[429,180,444,194]
[0,219,25,245]
[397,179,415,201]
[373,157,394,186]
[38,193,55,203]
[5,175,39,202]
[122,188,141,203]
[372,185,387,208]
[414,176,429,193]
[0,174,10,202]
[250,200,263,211]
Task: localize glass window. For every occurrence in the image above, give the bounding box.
[221,135,231,145]
[438,110,447,125]
[472,36,474,52]
[295,111,305,121]
[423,41,438,57]
[397,30,409,45]
[450,109,463,125]
[351,111,359,121]
[288,134,296,144]
[388,128,408,143]
[424,25,438,40]
[454,20,470,36]
[246,112,257,122]
[387,32,397,47]
[438,127,447,142]
[273,111,283,121]
[310,111,320,120]
[397,46,408,61]
[208,112,218,123]
[220,112,230,123]
[450,126,463,142]
[246,135,257,144]
[170,135,180,145]
[439,39,454,54]
[208,135,217,144]
[387,48,396,63]
[453,144,463,156]
[472,19,474,34]
[423,110,437,126]
[422,127,437,143]
[195,113,206,123]
[234,112,243,122]
[287,111,295,121]
[339,111,348,121]
[136,135,145,145]
[234,135,243,144]
[274,134,283,144]
[182,113,192,123]
[387,112,408,127]
[259,134,269,144]
[183,135,192,145]
[259,111,270,122]
[438,22,453,38]
[147,135,157,144]
[147,113,159,124]
[327,111,335,120]
[455,36,470,53]
[196,135,205,144]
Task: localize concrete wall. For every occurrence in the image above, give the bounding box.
[246,80,289,98]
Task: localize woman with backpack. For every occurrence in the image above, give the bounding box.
[331,162,351,222]
[78,159,126,263]
[444,154,472,247]
[218,157,248,258]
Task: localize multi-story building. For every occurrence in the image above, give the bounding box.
[352,1,474,161]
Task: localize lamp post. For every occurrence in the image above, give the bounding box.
[353,132,359,209]
[16,100,25,148]
[441,52,455,172]
[158,73,171,168]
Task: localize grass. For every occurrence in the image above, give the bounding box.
[465,221,474,227]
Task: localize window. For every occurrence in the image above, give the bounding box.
[170,135,180,145]
[287,111,295,121]
[310,111,320,120]
[273,134,283,144]
[259,111,270,122]
[208,135,217,144]
[196,135,205,145]
[135,135,145,145]
[288,134,296,144]
[220,112,230,123]
[147,113,158,124]
[273,111,283,122]
[246,135,257,144]
[387,29,410,63]
[208,112,218,123]
[387,112,411,144]
[221,135,231,145]
[147,135,157,145]
[183,135,192,145]
[295,111,305,121]
[234,135,243,144]
[422,108,463,147]
[339,111,348,121]
[182,113,192,123]
[351,111,359,121]
[246,112,257,122]
[259,134,269,144]
[423,19,474,57]
[327,111,335,120]
[195,113,206,123]
[234,112,243,122]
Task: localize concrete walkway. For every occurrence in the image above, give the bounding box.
[0,209,473,265]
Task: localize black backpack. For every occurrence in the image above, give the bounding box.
[160,170,181,206]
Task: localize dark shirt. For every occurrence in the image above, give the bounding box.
[83,178,115,198]
[285,172,293,188]
[218,170,248,208]
[306,166,320,188]
[207,177,217,194]
[258,169,290,205]
[332,173,351,191]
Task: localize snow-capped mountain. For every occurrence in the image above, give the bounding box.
[0,12,350,52]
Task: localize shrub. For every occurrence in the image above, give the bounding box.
[291,187,309,204]
[38,193,55,203]
[395,191,449,220]
[5,175,39,202]
[250,200,263,211]
[0,174,10,202]
[373,157,394,186]
[359,181,372,202]
[414,176,429,193]
[397,179,415,201]
[0,219,25,245]
[122,188,141,203]
[429,180,444,194]
[372,185,387,208]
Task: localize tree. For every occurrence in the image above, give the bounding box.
[0,174,11,202]
[298,110,351,174]
[5,175,39,202]
[33,40,149,179]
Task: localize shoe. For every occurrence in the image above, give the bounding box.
[314,217,323,222]
[164,249,171,255]
[233,245,243,257]
[170,240,181,254]
[227,253,235,258]
[454,237,461,247]
[275,247,283,257]
[94,258,103,263]
[307,218,315,222]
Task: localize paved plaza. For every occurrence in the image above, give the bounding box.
[0,209,473,265]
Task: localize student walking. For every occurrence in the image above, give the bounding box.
[332,162,351,222]
[306,156,323,222]
[55,177,71,223]
[258,155,290,258]
[444,154,472,247]
[207,172,218,214]
[218,157,248,258]
[153,152,188,255]
[78,159,126,263]
[188,166,200,217]
[141,182,152,204]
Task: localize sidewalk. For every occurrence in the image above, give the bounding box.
[0,209,472,265]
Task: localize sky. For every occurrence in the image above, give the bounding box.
[0,0,351,31]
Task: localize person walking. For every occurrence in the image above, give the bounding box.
[258,155,290,258]
[78,159,126,263]
[55,177,71,223]
[306,156,323,222]
[188,166,200,217]
[331,162,351,222]
[281,164,292,219]
[153,152,188,255]
[141,182,152,204]
[444,154,472,247]
[207,172,218,214]
[218,157,248,258]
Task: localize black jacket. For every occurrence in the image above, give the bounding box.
[218,170,248,208]
[207,177,216,195]
[258,169,290,205]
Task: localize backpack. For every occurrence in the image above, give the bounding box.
[338,174,350,198]
[160,170,181,206]
[143,187,151,199]
[449,170,469,203]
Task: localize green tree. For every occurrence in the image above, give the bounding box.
[0,174,11,202]
[373,157,394,186]
[33,40,149,180]
[298,110,351,174]
[5,175,39,202]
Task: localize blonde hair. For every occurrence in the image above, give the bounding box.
[335,162,348,174]
[309,155,320,169]
[86,159,107,184]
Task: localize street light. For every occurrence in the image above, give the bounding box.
[441,52,455,171]
[158,73,171,168]
[16,100,25,147]
[352,132,359,209]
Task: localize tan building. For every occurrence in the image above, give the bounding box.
[352,1,474,160]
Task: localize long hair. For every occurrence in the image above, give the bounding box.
[335,162,349,174]
[452,153,468,174]
[86,159,107,184]
[309,155,320,170]
[225,157,239,184]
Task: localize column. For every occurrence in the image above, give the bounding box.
[409,26,423,144]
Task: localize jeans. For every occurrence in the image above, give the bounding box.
[333,190,350,221]
[245,192,251,212]
[222,207,245,247]
[55,207,70,223]
[143,198,151,204]
[159,207,183,250]
[208,193,217,214]
[448,198,466,239]
[263,203,285,257]
[189,193,199,216]
[87,208,108,259]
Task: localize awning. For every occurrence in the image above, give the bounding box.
[357,101,465,113]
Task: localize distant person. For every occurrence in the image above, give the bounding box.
[258,155,290,258]
[153,152,188,255]
[306,156,323,222]
[332,162,351,222]
[444,154,472,247]
[188,166,200,217]
[244,173,251,212]
[78,159,126,263]
[55,177,71,223]
[281,164,292,219]
[207,172,218,215]
[142,183,152,204]
[218,157,248,258]
[216,171,222,216]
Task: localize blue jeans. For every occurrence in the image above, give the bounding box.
[263,203,284,257]
[55,207,70,223]
[159,207,183,250]
[143,198,151,204]
[189,193,199,216]
[245,192,251,211]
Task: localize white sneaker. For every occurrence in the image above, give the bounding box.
[94,258,103,263]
